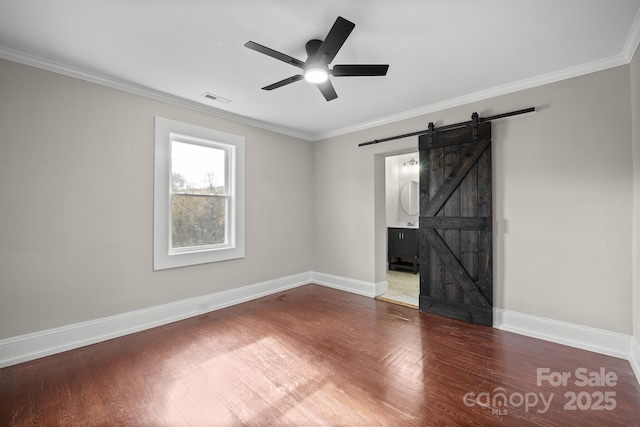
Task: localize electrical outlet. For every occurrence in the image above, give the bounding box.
[197,302,209,311]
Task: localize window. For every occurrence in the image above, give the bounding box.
[154,117,245,270]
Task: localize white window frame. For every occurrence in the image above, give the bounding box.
[154,117,245,270]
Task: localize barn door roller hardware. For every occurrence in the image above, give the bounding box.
[358,107,535,147]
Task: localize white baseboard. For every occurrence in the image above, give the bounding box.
[0,272,312,368]
[311,271,384,297]
[494,308,632,360]
[376,280,389,296]
[631,337,640,382]
[0,271,380,368]
[1,272,637,388]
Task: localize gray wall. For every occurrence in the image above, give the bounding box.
[0,59,315,339]
[1,52,637,341]
[314,65,634,334]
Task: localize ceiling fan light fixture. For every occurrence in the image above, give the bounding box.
[245,16,388,101]
[304,66,328,83]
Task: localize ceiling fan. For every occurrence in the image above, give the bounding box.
[244,16,389,101]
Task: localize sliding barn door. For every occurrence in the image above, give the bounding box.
[418,122,493,326]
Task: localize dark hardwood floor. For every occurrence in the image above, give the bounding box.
[1,284,639,426]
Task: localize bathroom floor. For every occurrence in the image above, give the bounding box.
[376,269,419,308]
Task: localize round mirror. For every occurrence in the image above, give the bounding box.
[400,180,419,215]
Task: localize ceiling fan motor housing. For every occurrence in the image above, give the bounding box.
[305,39,323,59]
[245,16,389,101]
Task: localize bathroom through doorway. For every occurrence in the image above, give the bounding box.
[377,152,419,308]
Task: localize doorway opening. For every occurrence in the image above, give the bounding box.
[376,152,419,308]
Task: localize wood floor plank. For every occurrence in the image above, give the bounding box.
[1,284,639,426]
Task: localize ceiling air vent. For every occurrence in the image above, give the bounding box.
[202,92,231,104]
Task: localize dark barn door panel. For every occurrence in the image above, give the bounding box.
[418,121,493,326]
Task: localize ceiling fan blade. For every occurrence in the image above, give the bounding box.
[316,79,338,101]
[332,64,389,77]
[262,75,304,90]
[313,16,355,64]
[245,41,305,69]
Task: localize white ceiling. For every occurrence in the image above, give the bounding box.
[1,1,639,141]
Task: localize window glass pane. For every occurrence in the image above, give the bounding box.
[171,195,227,248]
[155,116,244,269]
[171,141,226,195]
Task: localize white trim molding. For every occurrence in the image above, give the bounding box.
[2,41,638,143]
[631,337,640,383]
[153,116,246,270]
[623,5,640,62]
[0,272,312,368]
[311,271,385,297]
[376,280,389,296]
[2,273,638,387]
[494,308,632,360]
[313,54,631,141]
[0,271,382,368]
[0,46,311,141]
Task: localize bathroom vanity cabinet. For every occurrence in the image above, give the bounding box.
[388,227,419,274]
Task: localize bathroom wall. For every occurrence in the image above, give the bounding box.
[385,152,419,227]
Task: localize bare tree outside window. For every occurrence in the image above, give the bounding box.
[170,141,228,249]
[154,116,244,270]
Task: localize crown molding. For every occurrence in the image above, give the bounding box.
[0,46,313,141]
[313,8,640,142]
[623,5,640,62]
[2,40,637,144]
[311,52,632,141]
